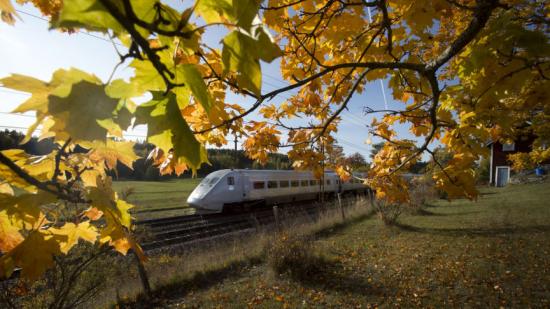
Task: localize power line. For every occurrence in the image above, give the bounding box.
[6,10,372,144]
[0,87,31,96]
[0,125,30,131]
[366,7,389,110]
[0,111,35,118]
[338,137,370,154]
[15,9,124,47]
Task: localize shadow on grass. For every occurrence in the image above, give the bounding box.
[127,257,263,308]
[480,192,498,196]
[412,209,447,216]
[394,223,550,237]
[411,209,482,217]
[286,258,389,298]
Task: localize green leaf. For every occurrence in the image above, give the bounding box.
[233,0,261,30]
[54,0,166,37]
[222,30,281,96]
[48,81,119,142]
[54,0,124,33]
[195,0,234,24]
[196,0,260,30]
[105,79,142,99]
[256,27,283,62]
[129,58,167,93]
[134,92,208,172]
[179,64,213,113]
[222,31,262,96]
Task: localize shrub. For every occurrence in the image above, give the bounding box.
[265,233,327,281]
[408,176,438,213]
[373,200,402,225]
[0,243,114,309]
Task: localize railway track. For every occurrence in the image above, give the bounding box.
[137,197,362,251]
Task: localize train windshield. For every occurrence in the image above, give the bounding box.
[199,176,220,187]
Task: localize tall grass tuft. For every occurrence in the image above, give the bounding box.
[265,233,328,281]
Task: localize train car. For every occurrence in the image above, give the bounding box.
[187,169,368,213]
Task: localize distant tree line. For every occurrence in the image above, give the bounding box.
[3,130,437,180]
[0,130,291,180]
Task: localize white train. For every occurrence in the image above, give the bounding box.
[187,169,368,213]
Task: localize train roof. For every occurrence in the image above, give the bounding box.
[219,169,338,175]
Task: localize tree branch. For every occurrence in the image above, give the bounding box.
[0,152,88,204]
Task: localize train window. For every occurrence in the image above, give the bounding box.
[309,180,316,186]
[279,180,289,188]
[199,177,219,187]
[291,180,299,187]
[253,181,265,189]
[300,180,308,186]
[326,179,331,185]
[267,181,278,189]
[227,177,235,186]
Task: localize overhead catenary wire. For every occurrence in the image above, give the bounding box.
[0,87,31,96]
[0,111,34,118]
[15,9,124,47]
[366,7,389,110]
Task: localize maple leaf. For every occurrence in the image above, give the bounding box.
[135,92,208,174]
[0,231,62,281]
[87,139,139,170]
[50,222,98,254]
[115,199,134,229]
[0,182,13,195]
[48,81,120,142]
[83,206,104,221]
[222,30,281,96]
[53,0,125,33]
[0,211,24,252]
[196,0,260,30]
[0,0,19,24]
[1,191,56,228]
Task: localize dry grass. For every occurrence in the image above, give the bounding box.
[143,181,550,308]
[100,197,373,307]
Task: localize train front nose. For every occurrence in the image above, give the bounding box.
[187,195,204,209]
[187,188,216,211]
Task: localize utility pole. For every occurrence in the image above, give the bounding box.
[233,132,238,169]
[320,137,325,206]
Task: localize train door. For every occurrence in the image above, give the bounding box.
[223,172,242,204]
[239,171,250,200]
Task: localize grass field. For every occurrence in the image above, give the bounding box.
[112,178,201,219]
[145,181,550,308]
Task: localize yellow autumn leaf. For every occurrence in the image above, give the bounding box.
[0,231,62,281]
[50,222,98,254]
[86,139,139,170]
[0,211,24,252]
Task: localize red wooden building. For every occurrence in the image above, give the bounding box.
[488,135,549,187]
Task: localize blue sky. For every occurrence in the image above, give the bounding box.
[0,2,416,161]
